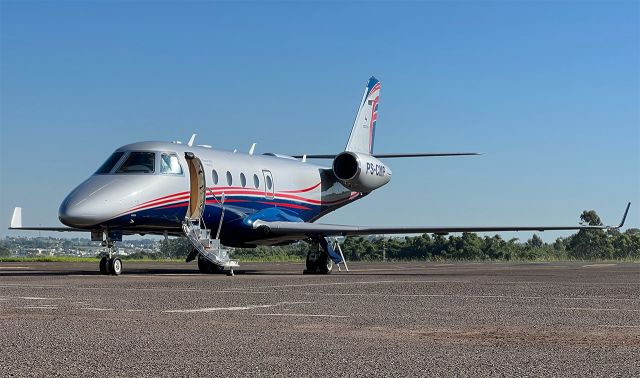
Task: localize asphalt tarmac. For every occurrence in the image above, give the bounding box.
[0,261,638,377]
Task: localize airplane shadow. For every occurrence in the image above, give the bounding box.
[0,261,511,277]
[0,268,301,277]
[0,268,478,278]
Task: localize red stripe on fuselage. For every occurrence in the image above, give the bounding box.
[280,182,321,193]
[128,194,191,213]
[138,191,189,207]
[124,186,358,215]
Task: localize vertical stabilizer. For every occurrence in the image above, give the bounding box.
[345,76,381,155]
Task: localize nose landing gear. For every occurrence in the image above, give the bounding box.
[98,233,123,276]
[98,256,122,275]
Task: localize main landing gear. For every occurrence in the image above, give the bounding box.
[98,235,122,276]
[304,248,333,274]
[303,237,349,275]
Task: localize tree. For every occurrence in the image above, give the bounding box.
[386,237,405,260]
[568,210,613,259]
[460,233,483,259]
[609,228,640,259]
[625,229,640,258]
[528,234,544,249]
[552,237,567,259]
[343,237,371,260]
[0,244,10,257]
[482,235,506,260]
[579,210,603,226]
[553,237,567,252]
[431,235,449,258]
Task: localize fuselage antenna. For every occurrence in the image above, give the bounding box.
[187,133,197,147]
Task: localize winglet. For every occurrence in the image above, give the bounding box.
[614,202,631,229]
[10,207,22,228]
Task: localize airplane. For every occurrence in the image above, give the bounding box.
[8,76,630,276]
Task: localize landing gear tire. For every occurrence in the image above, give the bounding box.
[109,258,123,276]
[99,256,110,275]
[197,255,208,273]
[318,253,333,275]
[304,250,319,273]
[198,255,225,274]
[304,250,332,275]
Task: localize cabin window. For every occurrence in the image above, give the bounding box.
[253,174,260,189]
[266,174,273,190]
[96,151,125,174]
[226,171,233,186]
[116,152,155,174]
[160,153,183,174]
[211,170,219,185]
[240,173,247,187]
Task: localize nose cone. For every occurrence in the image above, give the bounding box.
[59,196,102,228]
[58,176,121,228]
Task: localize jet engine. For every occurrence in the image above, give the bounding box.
[332,152,391,192]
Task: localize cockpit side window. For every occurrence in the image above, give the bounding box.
[95,152,125,174]
[160,153,183,175]
[116,152,156,174]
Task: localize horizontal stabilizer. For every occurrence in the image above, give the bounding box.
[292,152,481,159]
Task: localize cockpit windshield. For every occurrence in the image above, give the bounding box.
[160,153,183,174]
[95,152,125,174]
[116,152,156,174]
[95,150,181,175]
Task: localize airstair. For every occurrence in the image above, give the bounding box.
[182,152,239,274]
[182,219,239,270]
[331,238,349,272]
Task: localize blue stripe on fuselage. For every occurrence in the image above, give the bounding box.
[102,193,362,244]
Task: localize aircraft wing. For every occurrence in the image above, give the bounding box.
[253,203,631,237]
[8,208,87,232]
[8,207,186,236]
[9,226,87,232]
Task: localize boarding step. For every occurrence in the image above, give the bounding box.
[182,220,239,268]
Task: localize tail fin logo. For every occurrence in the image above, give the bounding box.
[345,76,381,155]
[367,82,380,153]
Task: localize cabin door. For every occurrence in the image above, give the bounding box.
[185,152,206,220]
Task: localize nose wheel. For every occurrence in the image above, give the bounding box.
[99,256,109,274]
[98,234,123,275]
[99,256,123,275]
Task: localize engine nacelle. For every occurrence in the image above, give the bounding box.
[332,152,391,192]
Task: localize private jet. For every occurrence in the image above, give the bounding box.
[9,77,630,275]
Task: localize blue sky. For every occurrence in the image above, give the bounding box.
[1,1,638,241]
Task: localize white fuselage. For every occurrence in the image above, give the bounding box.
[58,141,365,246]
